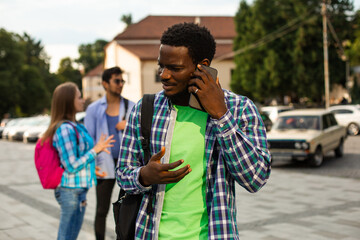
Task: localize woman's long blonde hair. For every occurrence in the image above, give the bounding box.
[41,82,78,144]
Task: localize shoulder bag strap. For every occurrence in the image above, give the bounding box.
[55,120,79,144]
[64,121,80,144]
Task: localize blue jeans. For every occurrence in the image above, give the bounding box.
[55,187,88,240]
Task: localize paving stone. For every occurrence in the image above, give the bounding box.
[2,139,360,239]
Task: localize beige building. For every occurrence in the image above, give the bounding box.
[84,15,236,103]
[82,64,104,101]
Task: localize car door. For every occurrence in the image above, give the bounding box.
[321,114,334,153]
[323,114,342,152]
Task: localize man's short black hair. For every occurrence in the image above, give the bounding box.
[102,66,123,82]
[160,22,216,64]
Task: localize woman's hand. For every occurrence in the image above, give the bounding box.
[95,166,107,177]
[93,134,115,154]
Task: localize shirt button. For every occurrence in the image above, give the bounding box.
[219,123,224,127]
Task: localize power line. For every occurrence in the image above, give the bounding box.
[213,11,316,62]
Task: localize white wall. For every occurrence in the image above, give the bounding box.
[82,75,105,101]
[211,60,235,91]
[104,42,118,68]
[142,61,163,94]
[105,44,143,103]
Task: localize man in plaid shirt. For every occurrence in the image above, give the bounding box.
[116,22,271,240]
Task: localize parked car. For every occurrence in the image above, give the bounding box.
[23,116,50,143]
[261,105,294,123]
[0,117,11,138]
[7,116,47,141]
[21,113,85,144]
[329,105,360,136]
[2,118,24,140]
[260,111,273,132]
[267,109,347,167]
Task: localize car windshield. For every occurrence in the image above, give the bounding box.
[273,116,320,130]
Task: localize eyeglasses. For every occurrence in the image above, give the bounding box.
[113,79,126,85]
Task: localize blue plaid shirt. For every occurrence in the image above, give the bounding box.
[53,121,97,188]
[116,90,271,240]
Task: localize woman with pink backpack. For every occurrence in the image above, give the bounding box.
[40,82,114,240]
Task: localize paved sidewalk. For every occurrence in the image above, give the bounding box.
[0,139,359,239]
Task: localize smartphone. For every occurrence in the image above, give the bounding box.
[189,65,218,111]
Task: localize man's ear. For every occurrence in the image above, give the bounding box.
[199,59,210,66]
[102,81,108,90]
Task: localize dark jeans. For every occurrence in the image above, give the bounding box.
[95,178,116,240]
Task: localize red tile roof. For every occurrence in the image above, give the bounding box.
[112,15,235,60]
[114,15,236,40]
[84,63,103,77]
[121,44,233,60]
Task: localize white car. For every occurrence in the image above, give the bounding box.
[7,116,47,141]
[267,109,347,167]
[261,106,294,123]
[329,105,360,136]
[23,116,50,143]
[2,118,25,140]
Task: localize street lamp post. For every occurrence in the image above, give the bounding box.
[322,0,330,109]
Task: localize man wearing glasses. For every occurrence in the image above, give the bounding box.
[85,66,135,240]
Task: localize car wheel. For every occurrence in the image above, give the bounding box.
[335,139,344,158]
[347,123,360,136]
[308,146,323,167]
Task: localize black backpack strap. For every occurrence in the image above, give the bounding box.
[122,98,129,121]
[141,94,155,165]
[140,94,155,214]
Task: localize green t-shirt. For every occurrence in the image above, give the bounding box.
[158,105,209,240]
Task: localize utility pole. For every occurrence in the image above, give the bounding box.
[322,0,330,109]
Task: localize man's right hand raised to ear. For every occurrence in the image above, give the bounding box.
[139,146,192,186]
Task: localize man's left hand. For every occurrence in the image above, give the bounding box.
[95,166,107,177]
[116,120,127,131]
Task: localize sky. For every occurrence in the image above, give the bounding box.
[1,0,359,73]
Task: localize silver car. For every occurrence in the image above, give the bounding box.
[267,109,347,167]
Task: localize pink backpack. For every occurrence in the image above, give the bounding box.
[34,121,79,189]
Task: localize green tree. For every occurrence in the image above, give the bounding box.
[19,65,51,114]
[232,0,354,105]
[76,39,107,74]
[57,57,82,90]
[346,10,360,65]
[0,28,52,117]
[121,14,133,26]
[0,29,23,116]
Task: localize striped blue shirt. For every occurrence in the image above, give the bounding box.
[116,90,271,240]
[53,121,97,188]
